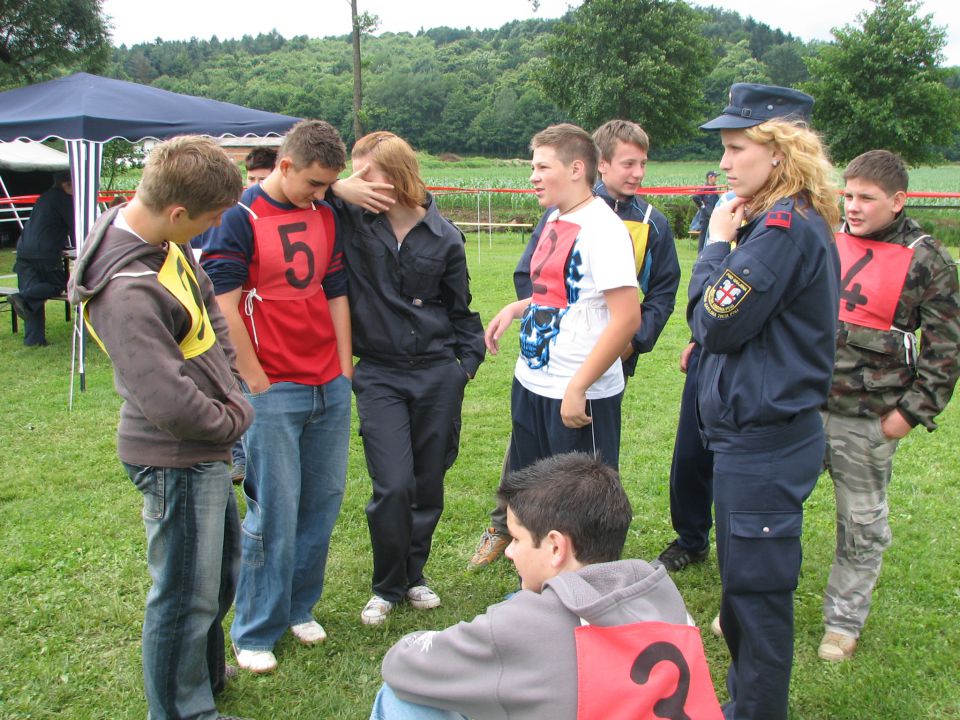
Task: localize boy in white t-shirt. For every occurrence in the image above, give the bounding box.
[485,123,641,473]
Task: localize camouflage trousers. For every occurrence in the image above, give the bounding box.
[821,411,899,638]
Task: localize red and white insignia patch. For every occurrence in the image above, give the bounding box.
[705,269,752,317]
[766,210,792,228]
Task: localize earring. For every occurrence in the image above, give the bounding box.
[772,159,781,167]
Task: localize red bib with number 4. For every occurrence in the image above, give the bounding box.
[251,208,333,300]
[575,621,722,720]
[835,232,913,331]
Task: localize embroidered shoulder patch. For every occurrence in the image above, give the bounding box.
[705,268,752,317]
[766,210,792,228]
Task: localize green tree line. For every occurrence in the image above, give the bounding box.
[4,0,957,163]
[100,7,843,158]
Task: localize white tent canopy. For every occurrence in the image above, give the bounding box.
[0,141,70,172]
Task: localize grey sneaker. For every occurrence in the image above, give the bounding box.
[468,527,511,569]
[657,539,709,572]
[406,585,441,610]
[361,595,394,625]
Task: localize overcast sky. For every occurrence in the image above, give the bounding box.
[102,0,960,66]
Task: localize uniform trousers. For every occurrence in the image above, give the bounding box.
[669,345,715,552]
[713,423,822,720]
[14,256,65,346]
[821,411,898,639]
[354,359,468,603]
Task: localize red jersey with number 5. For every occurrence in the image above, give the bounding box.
[201,184,346,386]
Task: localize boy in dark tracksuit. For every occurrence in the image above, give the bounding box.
[470,120,678,567]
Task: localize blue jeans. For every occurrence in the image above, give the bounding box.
[123,460,240,720]
[231,377,350,651]
[370,684,469,720]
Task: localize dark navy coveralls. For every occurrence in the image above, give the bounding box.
[688,196,840,720]
[13,185,74,345]
[336,195,485,603]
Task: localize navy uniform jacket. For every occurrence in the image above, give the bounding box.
[514,181,681,375]
[17,185,74,259]
[688,196,840,453]
[334,194,485,377]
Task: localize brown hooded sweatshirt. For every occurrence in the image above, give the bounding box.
[68,206,253,467]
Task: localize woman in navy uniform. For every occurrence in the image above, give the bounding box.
[689,84,840,719]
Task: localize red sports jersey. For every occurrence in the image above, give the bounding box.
[236,193,344,385]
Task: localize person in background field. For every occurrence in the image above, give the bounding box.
[689,170,720,235]
[201,119,354,675]
[470,120,675,569]
[9,171,74,346]
[227,146,279,485]
[332,131,485,625]
[690,83,840,719]
[818,149,960,662]
[657,184,735,575]
[244,147,278,187]
[370,452,715,720]
[67,136,253,720]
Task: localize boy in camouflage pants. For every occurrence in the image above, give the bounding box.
[820,150,960,661]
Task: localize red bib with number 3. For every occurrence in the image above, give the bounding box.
[575,622,723,720]
[251,208,332,300]
[529,219,580,309]
[835,232,913,330]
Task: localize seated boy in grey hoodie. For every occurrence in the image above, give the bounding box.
[68,136,254,720]
[371,452,721,720]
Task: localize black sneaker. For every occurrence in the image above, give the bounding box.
[657,539,709,572]
[8,293,27,319]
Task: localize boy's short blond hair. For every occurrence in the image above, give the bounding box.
[843,149,909,196]
[530,124,599,188]
[137,136,242,217]
[279,119,347,173]
[592,120,650,161]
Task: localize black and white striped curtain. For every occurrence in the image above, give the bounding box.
[65,139,103,251]
[65,139,102,401]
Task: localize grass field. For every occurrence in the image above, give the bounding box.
[1,236,958,719]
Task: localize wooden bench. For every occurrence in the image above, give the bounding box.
[0,286,72,334]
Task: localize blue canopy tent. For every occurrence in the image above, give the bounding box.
[0,72,300,399]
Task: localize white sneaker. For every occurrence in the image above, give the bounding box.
[710,614,723,637]
[290,620,327,645]
[233,645,277,674]
[361,595,395,625]
[406,585,441,610]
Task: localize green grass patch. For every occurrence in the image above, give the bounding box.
[0,238,958,719]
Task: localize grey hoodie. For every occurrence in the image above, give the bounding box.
[68,206,252,467]
[381,559,689,719]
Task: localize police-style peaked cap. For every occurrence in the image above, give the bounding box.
[700,83,814,131]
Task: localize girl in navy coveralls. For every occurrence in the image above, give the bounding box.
[335,132,485,626]
[689,84,841,720]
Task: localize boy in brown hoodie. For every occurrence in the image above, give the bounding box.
[68,136,254,720]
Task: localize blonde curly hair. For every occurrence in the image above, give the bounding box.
[743,120,840,229]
